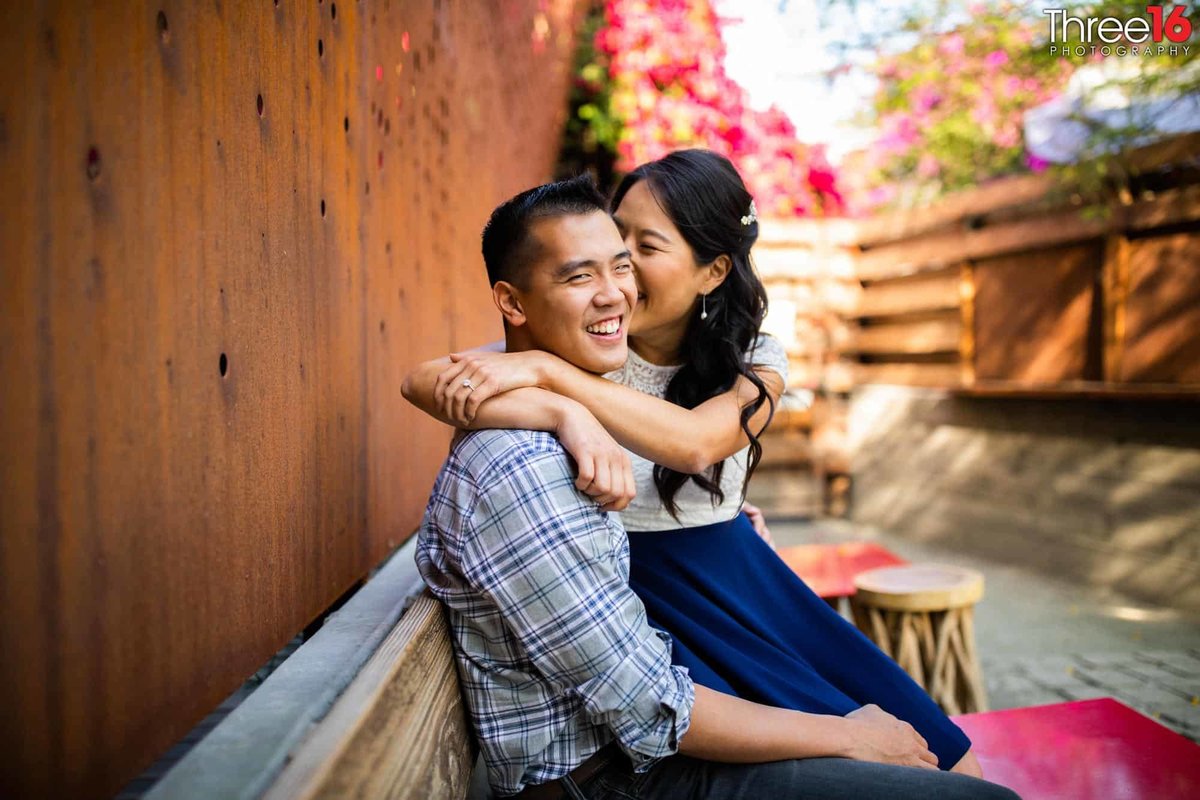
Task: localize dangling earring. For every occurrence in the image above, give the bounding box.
[700,293,708,320]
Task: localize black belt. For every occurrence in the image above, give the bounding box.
[511,743,624,800]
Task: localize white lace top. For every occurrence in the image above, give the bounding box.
[603,334,789,531]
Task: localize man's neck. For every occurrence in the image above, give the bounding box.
[504,328,534,355]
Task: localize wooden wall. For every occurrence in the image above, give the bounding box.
[0,2,577,798]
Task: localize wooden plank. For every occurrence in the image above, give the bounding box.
[757,217,861,247]
[852,270,960,318]
[1124,131,1200,173]
[768,406,814,432]
[1102,235,1132,382]
[855,204,1109,280]
[759,430,814,469]
[973,243,1102,382]
[852,362,964,388]
[1120,231,1200,384]
[854,172,1057,248]
[263,592,476,800]
[847,316,961,355]
[753,245,857,281]
[952,381,1200,400]
[853,186,1200,281]
[1126,183,1200,232]
[960,263,977,386]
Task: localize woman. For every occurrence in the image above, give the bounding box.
[403,149,981,778]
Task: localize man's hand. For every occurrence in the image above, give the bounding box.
[434,351,547,426]
[555,403,636,512]
[842,704,939,770]
[742,502,774,548]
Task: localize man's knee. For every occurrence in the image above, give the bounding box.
[965,778,1021,800]
[769,758,1022,800]
[640,756,1021,800]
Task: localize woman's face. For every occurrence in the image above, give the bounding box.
[612,181,711,343]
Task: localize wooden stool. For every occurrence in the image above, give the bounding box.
[849,564,989,715]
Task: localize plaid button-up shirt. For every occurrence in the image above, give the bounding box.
[416,429,695,796]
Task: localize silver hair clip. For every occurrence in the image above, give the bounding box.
[740,200,757,226]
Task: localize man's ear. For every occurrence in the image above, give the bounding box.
[492,281,527,327]
[701,254,732,294]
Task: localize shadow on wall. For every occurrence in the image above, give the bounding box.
[848,385,1200,612]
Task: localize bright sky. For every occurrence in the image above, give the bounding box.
[715,0,957,164]
[716,0,875,163]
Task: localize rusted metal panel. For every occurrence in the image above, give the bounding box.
[0,2,577,798]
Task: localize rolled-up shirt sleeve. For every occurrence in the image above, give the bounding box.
[461,444,694,767]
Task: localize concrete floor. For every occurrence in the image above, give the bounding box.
[770,517,1200,741]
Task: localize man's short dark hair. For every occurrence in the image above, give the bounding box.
[481,174,609,287]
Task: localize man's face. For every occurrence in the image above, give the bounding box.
[501,211,636,374]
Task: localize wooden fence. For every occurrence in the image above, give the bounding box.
[759,132,1200,399]
[754,133,1199,516]
[0,3,577,798]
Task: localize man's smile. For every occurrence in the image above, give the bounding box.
[585,315,623,338]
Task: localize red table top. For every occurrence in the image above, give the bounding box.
[778,541,908,598]
[952,698,1200,799]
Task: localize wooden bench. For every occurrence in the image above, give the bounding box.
[257,585,1200,800]
[951,698,1200,799]
[262,590,477,800]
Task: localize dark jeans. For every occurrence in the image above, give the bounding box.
[560,753,1023,800]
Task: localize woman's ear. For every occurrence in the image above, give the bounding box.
[492,281,527,327]
[701,254,732,294]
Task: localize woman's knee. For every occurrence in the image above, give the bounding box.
[950,748,984,779]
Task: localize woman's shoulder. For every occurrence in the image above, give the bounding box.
[744,333,788,383]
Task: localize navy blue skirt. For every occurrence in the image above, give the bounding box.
[626,512,972,771]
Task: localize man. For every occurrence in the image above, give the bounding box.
[413,176,1019,800]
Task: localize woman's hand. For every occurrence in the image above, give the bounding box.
[742,502,774,549]
[434,351,548,426]
[842,704,939,770]
[554,403,636,512]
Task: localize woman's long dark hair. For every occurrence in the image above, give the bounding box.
[611,149,775,518]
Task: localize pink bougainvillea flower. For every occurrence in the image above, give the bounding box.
[939,33,965,56]
[917,152,940,178]
[593,0,843,216]
[993,126,1020,148]
[836,3,1077,213]
[913,86,943,113]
